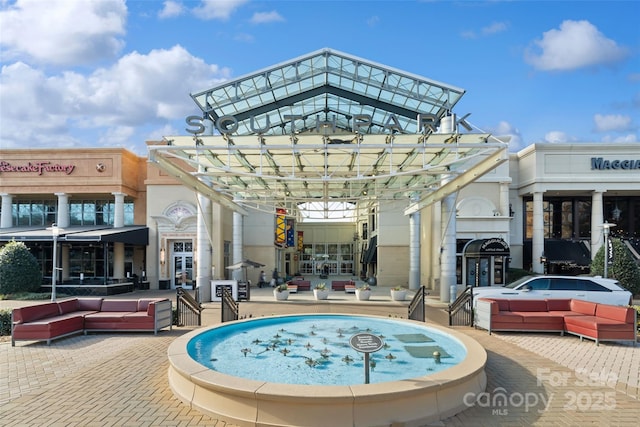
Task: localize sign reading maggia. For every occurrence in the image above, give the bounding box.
[591,158,640,170]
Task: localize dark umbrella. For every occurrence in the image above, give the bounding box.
[226,259,266,283]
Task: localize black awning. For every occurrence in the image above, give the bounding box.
[0,226,148,245]
[464,238,510,257]
[363,235,378,264]
[64,226,149,245]
[543,240,591,265]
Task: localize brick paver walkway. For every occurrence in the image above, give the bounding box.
[1,288,638,426]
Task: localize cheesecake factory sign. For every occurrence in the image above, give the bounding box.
[0,161,75,175]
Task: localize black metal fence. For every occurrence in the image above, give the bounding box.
[448,286,473,326]
[221,287,239,323]
[175,287,202,327]
[408,286,428,322]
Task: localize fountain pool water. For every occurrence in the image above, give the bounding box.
[168,314,487,427]
[187,314,466,385]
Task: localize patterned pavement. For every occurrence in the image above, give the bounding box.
[1,287,638,426]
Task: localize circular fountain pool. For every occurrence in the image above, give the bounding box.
[168,314,486,427]
[187,314,466,385]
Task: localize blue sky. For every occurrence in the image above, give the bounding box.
[1,0,638,155]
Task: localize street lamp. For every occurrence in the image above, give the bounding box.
[602,222,616,278]
[48,224,61,301]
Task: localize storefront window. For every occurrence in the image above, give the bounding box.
[12,200,57,226]
[526,197,591,239]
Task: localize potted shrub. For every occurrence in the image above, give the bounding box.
[273,284,289,301]
[390,286,407,301]
[355,284,372,301]
[313,283,329,300]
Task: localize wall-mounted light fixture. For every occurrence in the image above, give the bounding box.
[160,247,166,265]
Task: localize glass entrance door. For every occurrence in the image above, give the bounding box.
[172,254,193,289]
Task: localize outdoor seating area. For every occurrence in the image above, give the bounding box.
[330,280,355,291]
[10,297,172,346]
[475,297,637,345]
[286,277,311,291]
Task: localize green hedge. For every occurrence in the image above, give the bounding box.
[0,309,11,336]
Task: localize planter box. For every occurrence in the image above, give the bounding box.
[355,289,371,301]
[273,290,289,301]
[390,289,407,301]
[314,289,329,300]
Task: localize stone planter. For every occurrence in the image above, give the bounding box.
[273,289,289,301]
[355,289,371,301]
[390,289,407,301]
[313,289,329,300]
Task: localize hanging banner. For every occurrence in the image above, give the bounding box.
[297,231,304,251]
[275,208,287,247]
[606,239,614,266]
[286,218,295,248]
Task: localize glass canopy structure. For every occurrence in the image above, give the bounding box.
[149,48,508,218]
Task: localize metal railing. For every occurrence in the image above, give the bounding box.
[176,287,202,327]
[408,286,428,322]
[448,286,473,326]
[221,287,239,323]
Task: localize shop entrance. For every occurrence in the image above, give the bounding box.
[463,238,510,287]
[171,241,194,289]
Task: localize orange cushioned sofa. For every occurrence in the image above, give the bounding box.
[475,298,636,346]
[11,297,172,347]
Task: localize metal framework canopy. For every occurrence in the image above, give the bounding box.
[148,48,508,218]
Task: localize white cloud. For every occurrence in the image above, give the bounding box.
[594,114,633,132]
[367,16,380,27]
[461,21,508,39]
[0,0,127,66]
[192,0,248,20]
[0,46,231,151]
[544,131,572,143]
[524,20,628,71]
[482,22,508,36]
[158,0,185,19]
[491,121,524,151]
[250,11,284,24]
[601,134,638,143]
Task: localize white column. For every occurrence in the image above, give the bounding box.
[591,190,605,259]
[61,245,70,281]
[431,201,442,291]
[232,211,243,281]
[408,209,421,290]
[532,192,544,274]
[440,181,457,303]
[1,194,13,228]
[197,192,212,302]
[112,192,126,279]
[55,193,70,228]
[499,182,510,217]
[112,192,125,227]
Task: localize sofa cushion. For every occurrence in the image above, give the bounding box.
[545,299,571,311]
[100,300,138,312]
[487,299,510,312]
[137,299,158,312]
[492,312,524,323]
[564,315,633,332]
[77,298,103,311]
[570,299,597,316]
[508,299,548,312]
[58,299,78,314]
[595,304,634,324]
[13,303,60,323]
